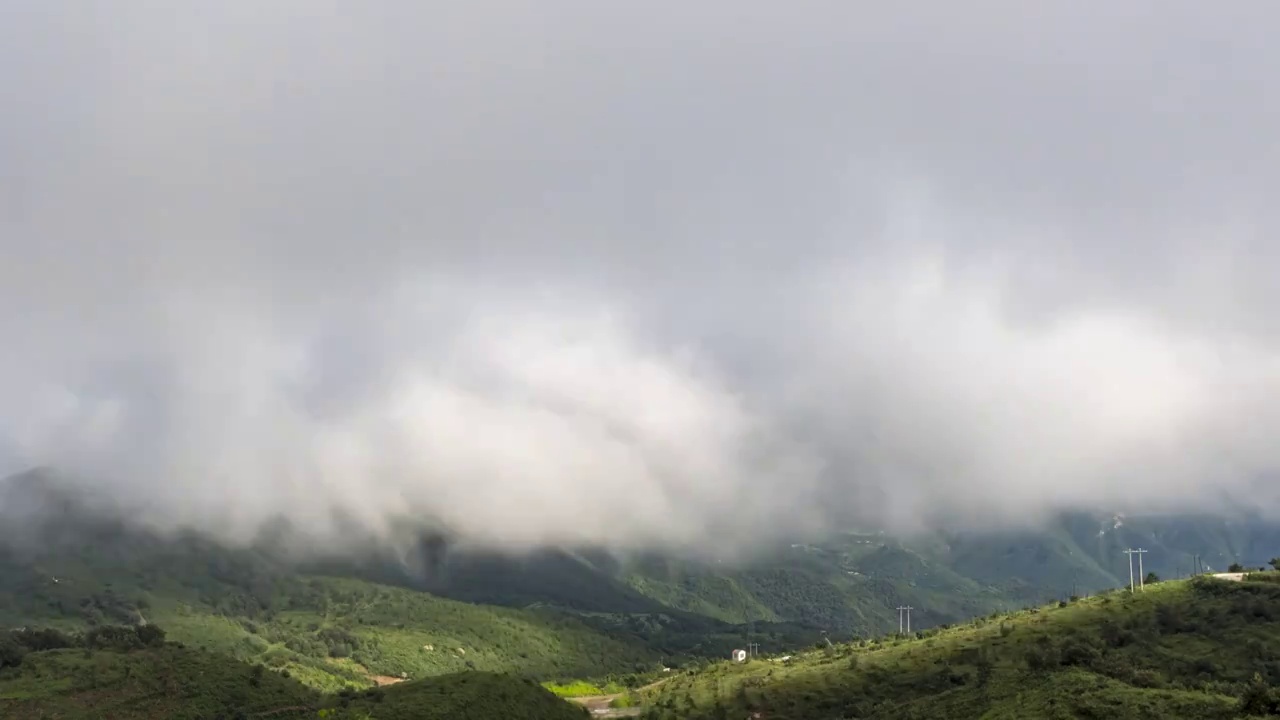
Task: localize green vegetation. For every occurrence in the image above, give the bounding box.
[9,472,1280,717]
[0,504,827,691]
[0,628,320,719]
[0,635,588,719]
[641,575,1280,719]
[541,679,625,697]
[1,551,663,690]
[326,672,590,720]
[0,517,673,690]
[150,575,661,688]
[619,537,1023,637]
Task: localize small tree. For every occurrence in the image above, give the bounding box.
[1144,571,1159,585]
[1269,558,1280,571]
[1229,562,1245,573]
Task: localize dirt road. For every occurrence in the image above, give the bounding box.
[570,694,642,717]
[567,677,672,718]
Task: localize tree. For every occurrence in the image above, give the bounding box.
[1229,562,1245,573]
[1269,558,1280,570]
[1144,571,1159,585]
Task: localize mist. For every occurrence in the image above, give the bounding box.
[2,1,1279,555]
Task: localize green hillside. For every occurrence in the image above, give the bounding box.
[0,480,823,691]
[0,628,588,719]
[9,470,1280,650]
[639,574,1280,719]
[6,468,1280,708]
[0,529,668,690]
[614,514,1280,641]
[616,535,1024,635]
[937,511,1280,599]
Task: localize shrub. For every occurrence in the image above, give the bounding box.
[0,638,26,669]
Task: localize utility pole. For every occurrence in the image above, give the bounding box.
[1137,548,1147,589]
[1124,548,1149,591]
[896,605,913,635]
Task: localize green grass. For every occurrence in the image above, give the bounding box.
[641,576,1280,719]
[541,679,624,697]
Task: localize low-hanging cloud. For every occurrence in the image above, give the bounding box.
[2,0,1279,555]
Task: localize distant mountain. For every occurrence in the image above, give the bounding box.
[2,467,1279,686]
[389,511,1280,639]
[937,510,1280,597]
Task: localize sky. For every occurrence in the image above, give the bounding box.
[2,1,1278,555]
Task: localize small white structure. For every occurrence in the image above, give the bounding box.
[731,649,747,662]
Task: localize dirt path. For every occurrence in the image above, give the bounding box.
[571,694,642,717]
[567,676,673,718]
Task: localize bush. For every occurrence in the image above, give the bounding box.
[0,638,27,669]
[1059,638,1101,667]
[1240,674,1280,716]
[136,624,166,647]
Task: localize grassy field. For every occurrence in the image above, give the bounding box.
[639,575,1280,719]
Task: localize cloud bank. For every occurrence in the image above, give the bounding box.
[2,1,1279,553]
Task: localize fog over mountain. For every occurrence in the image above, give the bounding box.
[2,1,1278,555]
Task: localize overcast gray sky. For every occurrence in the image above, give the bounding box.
[2,1,1278,553]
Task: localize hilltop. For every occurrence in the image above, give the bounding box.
[639,574,1280,719]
